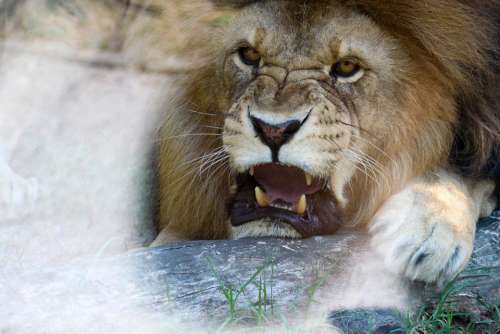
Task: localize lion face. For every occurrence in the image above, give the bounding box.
[156,0,498,242]
[219,1,457,238]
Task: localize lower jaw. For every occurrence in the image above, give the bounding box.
[228,167,344,238]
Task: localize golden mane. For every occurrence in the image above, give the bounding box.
[343,0,499,178]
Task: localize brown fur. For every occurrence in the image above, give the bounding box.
[155,0,499,240]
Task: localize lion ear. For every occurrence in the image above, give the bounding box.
[210,0,261,8]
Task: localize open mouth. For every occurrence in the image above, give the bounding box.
[228,163,343,238]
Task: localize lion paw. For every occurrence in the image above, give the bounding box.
[370,186,475,285]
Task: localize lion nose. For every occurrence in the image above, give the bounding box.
[249,115,304,161]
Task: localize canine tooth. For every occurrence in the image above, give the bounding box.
[305,173,312,186]
[255,186,270,207]
[296,194,307,215]
[249,167,254,176]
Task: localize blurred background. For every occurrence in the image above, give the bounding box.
[0,2,236,333]
[1,0,233,70]
[0,0,237,267]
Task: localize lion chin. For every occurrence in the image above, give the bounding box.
[230,218,302,239]
[153,0,499,284]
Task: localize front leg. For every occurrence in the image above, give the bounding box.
[370,169,496,285]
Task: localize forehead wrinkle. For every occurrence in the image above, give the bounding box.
[231,1,330,61]
[226,6,288,57]
[316,13,398,68]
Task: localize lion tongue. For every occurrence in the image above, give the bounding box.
[253,163,322,204]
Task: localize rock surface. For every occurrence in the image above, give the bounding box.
[3,212,498,333]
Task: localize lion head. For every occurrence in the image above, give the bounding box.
[155,0,499,240]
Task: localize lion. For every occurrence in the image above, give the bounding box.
[152,0,499,285]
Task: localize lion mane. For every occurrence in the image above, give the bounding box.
[154,0,499,240]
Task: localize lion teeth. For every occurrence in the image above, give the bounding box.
[249,167,255,176]
[296,194,307,215]
[305,173,312,186]
[255,186,270,207]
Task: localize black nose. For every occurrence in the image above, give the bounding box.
[249,114,304,161]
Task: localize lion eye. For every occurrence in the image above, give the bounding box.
[331,59,360,78]
[238,47,261,67]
